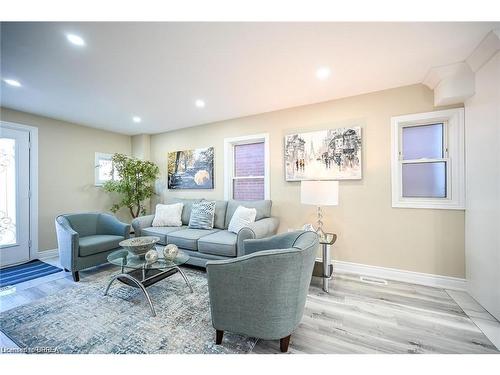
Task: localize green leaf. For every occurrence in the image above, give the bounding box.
[102,154,160,219]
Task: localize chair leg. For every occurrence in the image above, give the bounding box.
[216,330,224,345]
[72,271,80,282]
[280,335,291,353]
[64,268,69,272]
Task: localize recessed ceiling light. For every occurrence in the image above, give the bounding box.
[195,99,206,108]
[66,33,85,46]
[2,78,22,87]
[132,116,142,123]
[316,67,331,80]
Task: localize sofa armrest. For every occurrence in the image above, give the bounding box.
[131,215,155,236]
[98,213,131,238]
[236,216,280,256]
[55,215,79,271]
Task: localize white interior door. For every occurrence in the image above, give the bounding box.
[0,126,31,267]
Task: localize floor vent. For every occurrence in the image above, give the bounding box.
[359,276,388,285]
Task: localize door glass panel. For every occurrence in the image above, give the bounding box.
[0,138,17,246]
[402,123,444,160]
[402,162,446,198]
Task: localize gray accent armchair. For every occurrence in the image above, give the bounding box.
[206,231,319,352]
[55,213,130,282]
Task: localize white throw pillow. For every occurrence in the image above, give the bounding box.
[228,205,257,234]
[152,203,183,227]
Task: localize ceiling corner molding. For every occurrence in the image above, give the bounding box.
[422,62,475,106]
[466,29,500,72]
[423,28,499,107]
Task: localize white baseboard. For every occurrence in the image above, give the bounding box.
[36,248,59,260]
[333,260,467,291]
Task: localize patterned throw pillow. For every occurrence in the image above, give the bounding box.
[188,200,216,229]
[228,205,257,234]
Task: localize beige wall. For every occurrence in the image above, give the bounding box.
[132,134,151,160]
[0,107,132,252]
[151,84,465,278]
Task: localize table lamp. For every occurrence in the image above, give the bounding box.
[300,180,339,240]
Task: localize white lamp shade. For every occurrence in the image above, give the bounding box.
[301,180,339,206]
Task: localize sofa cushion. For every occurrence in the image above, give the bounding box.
[66,213,99,237]
[166,198,202,226]
[166,228,220,251]
[198,230,238,257]
[79,234,123,257]
[152,203,183,227]
[142,226,187,245]
[189,200,216,229]
[228,205,257,234]
[213,200,228,229]
[224,200,272,228]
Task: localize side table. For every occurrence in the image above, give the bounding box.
[312,233,337,293]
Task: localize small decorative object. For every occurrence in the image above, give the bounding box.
[285,127,362,181]
[301,180,339,240]
[119,236,160,258]
[163,244,179,261]
[167,147,214,189]
[302,223,315,232]
[144,249,159,264]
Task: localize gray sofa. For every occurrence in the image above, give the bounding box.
[131,198,279,267]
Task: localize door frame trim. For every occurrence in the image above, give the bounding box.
[1,121,39,260]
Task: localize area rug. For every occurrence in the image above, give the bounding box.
[0,267,257,354]
[0,260,62,287]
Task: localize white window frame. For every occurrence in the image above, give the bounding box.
[94,152,118,186]
[224,133,270,200]
[391,108,465,210]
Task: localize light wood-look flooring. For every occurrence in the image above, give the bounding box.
[1,258,499,354]
[255,274,499,353]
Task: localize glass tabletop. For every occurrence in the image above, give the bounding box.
[107,247,189,270]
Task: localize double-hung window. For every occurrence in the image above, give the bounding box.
[391,108,464,209]
[224,134,270,201]
[95,152,119,186]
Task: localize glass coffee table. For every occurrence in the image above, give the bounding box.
[104,247,193,316]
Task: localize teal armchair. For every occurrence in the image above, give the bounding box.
[55,213,130,281]
[206,231,319,352]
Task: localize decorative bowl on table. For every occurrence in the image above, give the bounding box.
[119,236,160,258]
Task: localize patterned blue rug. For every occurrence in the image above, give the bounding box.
[0,260,62,287]
[0,267,257,354]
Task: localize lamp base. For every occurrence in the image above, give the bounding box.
[315,227,327,241]
[315,205,327,241]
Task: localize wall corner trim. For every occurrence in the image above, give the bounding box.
[466,28,500,73]
[422,62,475,106]
[332,260,467,291]
[422,28,500,107]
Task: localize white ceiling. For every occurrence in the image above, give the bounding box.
[1,22,498,135]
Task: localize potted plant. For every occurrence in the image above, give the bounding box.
[103,153,160,218]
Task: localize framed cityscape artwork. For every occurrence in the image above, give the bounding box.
[284,127,362,181]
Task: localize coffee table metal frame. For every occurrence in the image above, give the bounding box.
[104,250,193,317]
